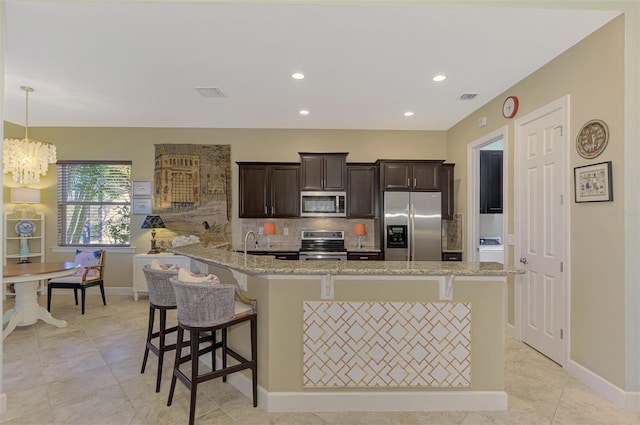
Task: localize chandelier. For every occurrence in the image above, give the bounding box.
[3,86,57,185]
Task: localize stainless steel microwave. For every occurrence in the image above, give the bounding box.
[300,191,346,217]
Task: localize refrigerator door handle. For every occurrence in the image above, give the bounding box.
[410,203,415,261]
[406,203,411,261]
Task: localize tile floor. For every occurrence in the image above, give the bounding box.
[1,294,639,425]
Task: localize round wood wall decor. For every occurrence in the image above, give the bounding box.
[576,119,609,159]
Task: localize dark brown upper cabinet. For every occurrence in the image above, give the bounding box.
[480,150,503,214]
[347,163,377,218]
[238,162,300,218]
[378,160,444,191]
[300,153,347,191]
[441,163,455,220]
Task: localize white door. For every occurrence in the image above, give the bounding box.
[517,103,566,365]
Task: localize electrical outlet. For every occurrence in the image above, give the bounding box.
[284,227,289,236]
[258,227,264,235]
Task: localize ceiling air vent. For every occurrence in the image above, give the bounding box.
[195,87,226,98]
[459,93,479,100]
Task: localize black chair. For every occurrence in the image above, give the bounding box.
[167,276,257,425]
[48,250,106,315]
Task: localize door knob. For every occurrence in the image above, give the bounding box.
[519,257,528,264]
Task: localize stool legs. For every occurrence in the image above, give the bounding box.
[141,305,177,393]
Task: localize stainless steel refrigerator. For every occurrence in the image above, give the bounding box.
[383,192,442,261]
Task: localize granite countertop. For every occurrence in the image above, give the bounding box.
[171,242,523,277]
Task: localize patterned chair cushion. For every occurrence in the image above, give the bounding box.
[150,260,178,271]
[72,249,103,277]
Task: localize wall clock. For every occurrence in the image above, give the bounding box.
[576,119,609,159]
[502,96,519,119]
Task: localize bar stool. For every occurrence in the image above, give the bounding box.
[140,265,180,393]
[167,276,257,425]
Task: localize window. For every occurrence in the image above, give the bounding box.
[58,161,132,246]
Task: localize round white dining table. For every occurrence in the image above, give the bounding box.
[3,262,77,340]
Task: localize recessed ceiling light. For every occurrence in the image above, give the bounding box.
[299,110,309,115]
[404,111,414,117]
[432,74,447,82]
[292,73,305,80]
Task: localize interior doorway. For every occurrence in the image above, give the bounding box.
[467,126,508,265]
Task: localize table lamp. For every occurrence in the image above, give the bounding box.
[263,222,275,248]
[10,187,40,219]
[141,215,165,254]
[354,223,366,249]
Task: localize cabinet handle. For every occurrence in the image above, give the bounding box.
[272,206,275,215]
[264,206,267,214]
[414,178,417,187]
[407,178,410,187]
[359,256,368,260]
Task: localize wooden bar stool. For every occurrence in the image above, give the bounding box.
[167,276,257,425]
[140,266,180,393]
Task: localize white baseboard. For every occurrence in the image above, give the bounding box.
[202,355,506,412]
[568,359,640,412]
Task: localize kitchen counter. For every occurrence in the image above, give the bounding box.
[171,242,520,277]
[169,242,523,413]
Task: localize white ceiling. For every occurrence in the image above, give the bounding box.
[3,1,621,131]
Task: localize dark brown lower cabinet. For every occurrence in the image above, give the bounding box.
[347,252,381,261]
[442,252,462,261]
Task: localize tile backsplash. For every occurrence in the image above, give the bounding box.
[240,218,378,249]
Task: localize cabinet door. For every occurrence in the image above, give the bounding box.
[412,162,441,191]
[271,165,300,217]
[480,151,503,214]
[300,155,324,190]
[381,162,411,190]
[440,164,455,220]
[347,165,376,218]
[323,155,346,191]
[239,165,269,217]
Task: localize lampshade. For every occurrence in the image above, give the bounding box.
[354,223,366,236]
[11,187,41,203]
[10,187,41,218]
[263,222,276,235]
[141,215,166,229]
[3,86,57,185]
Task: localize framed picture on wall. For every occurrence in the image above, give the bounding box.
[133,181,152,197]
[574,161,613,203]
[132,198,152,214]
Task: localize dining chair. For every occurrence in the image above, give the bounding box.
[47,249,106,314]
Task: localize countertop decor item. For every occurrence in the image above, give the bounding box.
[354,223,366,248]
[263,222,275,248]
[576,119,609,159]
[3,86,57,184]
[141,215,166,253]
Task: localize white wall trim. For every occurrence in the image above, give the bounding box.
[50,246,136,254]
[568,360,640,412]
[203,354,506,412]
[466,126,508,263]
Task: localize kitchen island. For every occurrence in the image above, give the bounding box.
[170,243,524,413]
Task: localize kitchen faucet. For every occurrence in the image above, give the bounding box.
[243,230,257,255]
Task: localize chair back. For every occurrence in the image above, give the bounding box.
[169,277,236,327]
[143,266,178,307]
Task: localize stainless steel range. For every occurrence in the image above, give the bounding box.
[299,230,347,261]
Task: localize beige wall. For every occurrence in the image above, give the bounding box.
[2,126,446,287]
[447,16,628,388]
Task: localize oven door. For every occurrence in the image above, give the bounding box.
[299,252,347,261]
